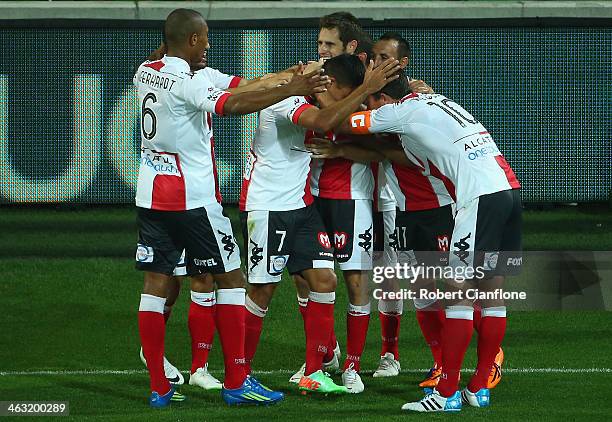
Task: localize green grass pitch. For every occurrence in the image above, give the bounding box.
[1,206,611,420]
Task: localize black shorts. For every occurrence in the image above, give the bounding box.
[240,205,335,283]
[390,204,455,266]
[450,189,523,276]
[314,197,374,271]
[136,202,241,276]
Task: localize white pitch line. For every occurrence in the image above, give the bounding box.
[1,368,610,376]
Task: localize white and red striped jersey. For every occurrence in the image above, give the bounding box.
[199,67,241,204]
[239,96,315,212]
[199,67,242,91]
[384,159,454,212]
[309,133,374,200]
[349,93,520,210]
[133,56,233,211]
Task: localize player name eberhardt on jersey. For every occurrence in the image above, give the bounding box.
[138,70,177,91]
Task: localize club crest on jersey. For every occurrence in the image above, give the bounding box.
[269,255,289,274]
[135,244,154,263]
[318,232,332,249]
[334,231,349,249]
[437,235,450,252]
[249,239,263,271]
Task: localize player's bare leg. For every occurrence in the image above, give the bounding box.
[187,273,221,390]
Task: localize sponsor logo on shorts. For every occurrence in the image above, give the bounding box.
[249,239,264,271]
[453,232,472,265]
[483,252,499,271]
[358,225,373,256]
[437,235,450,252]
[135,244,154,263]
[507,257,522,266]
[217,229,236,259]
[318,232,332,249]
[334,231,349,250]
[269,255,289,274]
[193,257,219,267]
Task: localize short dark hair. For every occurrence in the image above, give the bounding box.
[164,9,206,48]
[379,32,412,61]
[355,30,374,63]
[322,54,365,88]
[319,12,363,48]
[373,70,410,100]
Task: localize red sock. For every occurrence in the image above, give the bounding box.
[468,307,507,392]
[188,292,216,374]
[215,288,247,389]
[436,306,474,397]
[343,303,370,372]
[473,303,482,333]
[324,329,337,363]
[244,296,267,374]
[305,292,335,376]
[163,305,172,324]
[378,298,403,360]
[379,312,401,359]
[138,294,170,395]
[416,306,445,368]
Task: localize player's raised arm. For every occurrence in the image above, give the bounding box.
[221,66,330,115]
[295,57,400,133]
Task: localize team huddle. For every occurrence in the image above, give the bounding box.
[133,8,522,413]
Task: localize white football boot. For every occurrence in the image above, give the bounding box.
[372,352,401,377]
[401,389,462,412]
[139,347,184,385]
[189,363,222,390]
[341,363,364,393]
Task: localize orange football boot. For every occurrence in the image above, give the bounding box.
[418,364,443,388]
[487,347,504,389]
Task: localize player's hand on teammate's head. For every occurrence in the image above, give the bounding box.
[362,58,400,94]
[303,59,325,75]
[305,137,344,159]
[146,41,167,62]
[409,79,434,94]
[285,62,330,95]
[260,72,291,88]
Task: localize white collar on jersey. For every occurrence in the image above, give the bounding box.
[161,55,191,73]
